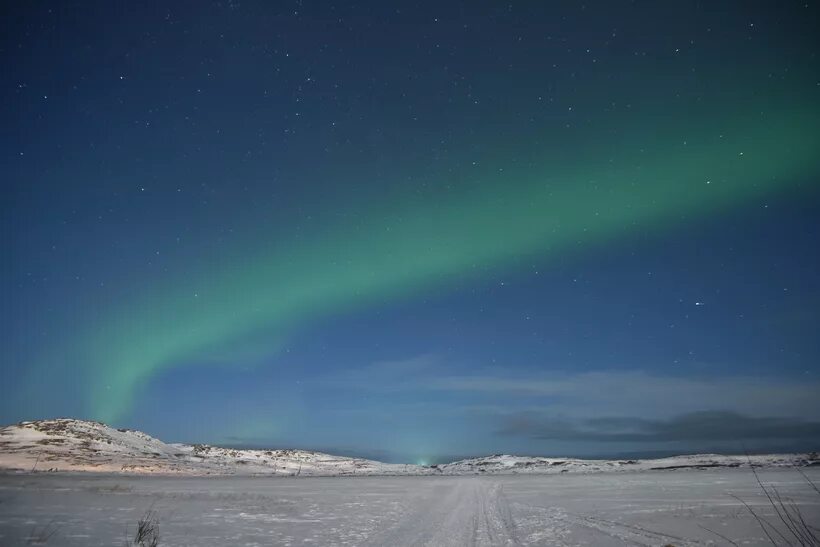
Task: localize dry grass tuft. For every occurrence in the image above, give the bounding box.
[125,508,160,547]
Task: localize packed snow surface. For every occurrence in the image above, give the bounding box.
[1,470,819,545]
[1,419,815,476]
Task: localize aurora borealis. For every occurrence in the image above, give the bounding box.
[3,1,820,461]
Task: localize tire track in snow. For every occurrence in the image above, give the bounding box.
[511,503,708,546]
[571,514,706,546]
[366,478,520,546]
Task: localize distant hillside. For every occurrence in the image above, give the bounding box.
[0,419,420,475]
[1,419,815,476]
[434,453,817,475]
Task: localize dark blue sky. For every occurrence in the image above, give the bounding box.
[2,1,819,463]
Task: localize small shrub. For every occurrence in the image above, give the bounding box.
[125,509,160,547]
[25,520,58,545]
[725,462,820,547]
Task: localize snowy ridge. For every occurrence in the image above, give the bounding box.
[433,452,817,475]
[0,419,420,476]
[0,419,816,475]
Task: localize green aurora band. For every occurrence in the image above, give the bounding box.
[46,102,820,422]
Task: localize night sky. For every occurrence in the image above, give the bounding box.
[2,1,819,463]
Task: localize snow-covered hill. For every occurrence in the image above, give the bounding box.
[433,452,817,475]
[0,419,815,475]
[0,419,420,475]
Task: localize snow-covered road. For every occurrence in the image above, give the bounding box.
[366,479,519,546]
[1,469,819,546]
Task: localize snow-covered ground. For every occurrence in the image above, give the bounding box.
[1,419,819,545]
[0,469,818,546]
[1,419,815,476]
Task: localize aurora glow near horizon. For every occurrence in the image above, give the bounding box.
[3,1,820,462]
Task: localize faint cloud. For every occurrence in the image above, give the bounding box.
[323,354,440,391]
[430,371,820,419]
[498,410,820,443]
[321,354,820,426]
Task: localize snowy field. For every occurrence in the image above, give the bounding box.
[1,469,818,546]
